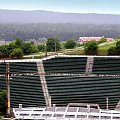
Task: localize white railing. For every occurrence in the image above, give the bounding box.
[13,106,120,120]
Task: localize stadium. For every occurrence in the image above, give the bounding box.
[0,55,120,119]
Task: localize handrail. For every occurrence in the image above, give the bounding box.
[13,105,120,120]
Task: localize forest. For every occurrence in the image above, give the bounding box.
[0,23,120,41]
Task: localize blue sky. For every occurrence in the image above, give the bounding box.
[0,0,120,14]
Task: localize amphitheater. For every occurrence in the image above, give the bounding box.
[0,55,120,111]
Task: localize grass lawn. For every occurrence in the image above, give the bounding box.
[23,41,116,58]
[63,47,84,55]
[63,42,116,56]
[98,42,116,55]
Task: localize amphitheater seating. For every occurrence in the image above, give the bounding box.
[43,57,120,108]
[0,62,45,108]
[93,57,120,75]
[0,56,120,110]
[0,63,6,75]
[0,76,6,90]
[0,63,6,90]
[45,75,120,109]
[10,62,45,107]
[43,57,87,74]
[10,62,38,74]
[10,75,45,107]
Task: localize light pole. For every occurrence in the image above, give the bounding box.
[6,63,10,115]
[54,29,56,54]
[55,42,56,54]
[45,43,47,57]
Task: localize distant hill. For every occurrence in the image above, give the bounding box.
[0,9,120,24]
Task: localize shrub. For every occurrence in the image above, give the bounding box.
[0,90,6,115]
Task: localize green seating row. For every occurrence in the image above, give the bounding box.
[0,62,45,108]
[93,57,120,75]
[43,57,87,74]
[10,62,38,73]
[10,75,45,107]
[45,75,120,109]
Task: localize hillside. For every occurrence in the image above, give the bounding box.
[0,24,120,41]
[0,9,120,24]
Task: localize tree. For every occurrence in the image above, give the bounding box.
[0,90,6,115]
[98,37,107,44]
[22,43,33,55]
[7,39,24,56]
[115,40,120,54]
[9,48,24,59]
[7,42,16,54]
[108,47,117,55]
[38,44,45,52]
[84,41,98,55]
[0,45,9,55]
[0,38,41,59]
[64,39,76,49]
[46,38,61,52]
[31,44,39,53]
[107,40,120,55]
[15,38,24,48]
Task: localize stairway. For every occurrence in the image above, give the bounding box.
[37,61,51,107]
[85,57,94,75]
[115,100,120,110]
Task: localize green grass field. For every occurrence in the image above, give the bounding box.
[63,41,116,56]
[23,41,117,58]
[98,42,116,55]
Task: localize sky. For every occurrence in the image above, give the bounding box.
[0,0,120,14]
